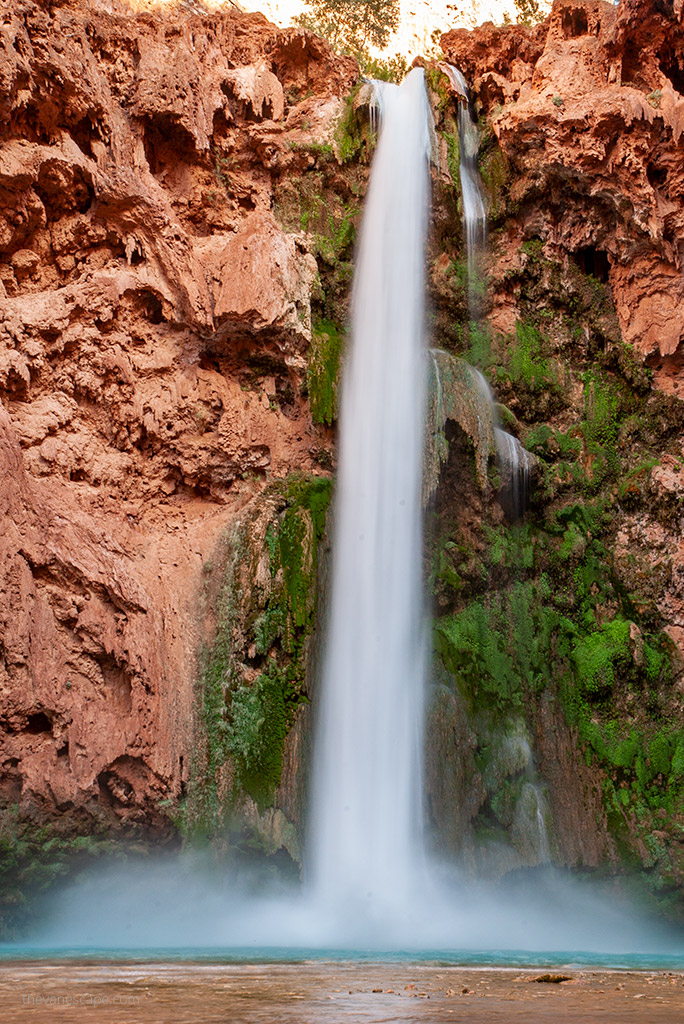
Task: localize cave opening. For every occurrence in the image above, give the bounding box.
[621,42,650,89]
[68,117,95,159]
[573,246,610,282]
[659,53,684,94]
[25,712,52,735]
[647,162,668,188]
[561,8,589,37]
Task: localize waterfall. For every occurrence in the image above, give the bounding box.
[442,64,486,317]
[495,427,535,520]
[440,67,533,519]
[308,68,431,917]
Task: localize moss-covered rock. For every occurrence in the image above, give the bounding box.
[181,474,332,863]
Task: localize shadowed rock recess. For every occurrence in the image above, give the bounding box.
[0,0,683,935]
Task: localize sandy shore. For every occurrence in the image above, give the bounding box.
[1,961,683,1023]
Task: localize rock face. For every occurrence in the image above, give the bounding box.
[3,0,684,931]
[0,0,356,853]
[442,0,684,378]
[429,0,684,913]
[439,0,684,678]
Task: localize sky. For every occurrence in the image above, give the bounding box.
[182,1,553,58]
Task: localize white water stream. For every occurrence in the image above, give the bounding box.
[442,65,486,317]
[307,68,432,918]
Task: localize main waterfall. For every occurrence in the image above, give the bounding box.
[307,68,432,917]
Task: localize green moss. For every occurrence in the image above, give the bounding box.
[478,131,509,222]
[508,322,557,392]
[466,320,494,369]
[435,576,562,713]
[445,128,460,190]
[287,140,333,159]
[227,663,290,808]
[185,474,333,832]
[572,618,632,696]
[433,493,681,878]
[334,84,374,164]
[0,808,114,939]
[314,204,358,265]
[617,458,657,508]
[424,65,451,109]
[583,372,620,478]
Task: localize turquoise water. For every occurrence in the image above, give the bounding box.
[1,946,682,970]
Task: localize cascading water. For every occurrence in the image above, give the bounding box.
[495,427,535,520]
[443,65,533,520]
[307,68,432,919]
[441,64,486,317]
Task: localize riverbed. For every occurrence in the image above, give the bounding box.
[2,959,683,1023]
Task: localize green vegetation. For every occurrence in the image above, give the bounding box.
[227,665,290,809]
[432,490,682,904]
[184,475,333,837]
[297,0,400,67]
[582,371,620,480]
[0,809,113,939]
[358,51,407,83]
[507,322,558,392]
[511,0,545,25]
[307,319,344,425]
[333,85,374,165]
[477,128,510,222]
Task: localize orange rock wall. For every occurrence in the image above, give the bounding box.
[443,0,684,388]
[0,0,356,835]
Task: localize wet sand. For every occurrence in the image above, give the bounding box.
[1,961,683,1023]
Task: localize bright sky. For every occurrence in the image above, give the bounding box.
[203,1,553,58]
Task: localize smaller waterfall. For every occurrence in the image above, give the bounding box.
[495,428,535,520]
[442,65,487,317]
[465,366,534,519]
[368,79,386,134]
[532,784,552,865]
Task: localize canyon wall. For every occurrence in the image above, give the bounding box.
[1,0,683,932]
[0,0,359,931]
[428,0,684,916]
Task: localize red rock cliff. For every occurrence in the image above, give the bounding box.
[443,0,684,385]
[0,0,356,836]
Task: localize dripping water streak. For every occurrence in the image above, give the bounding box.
[444,65,486,318]
[495,427,533,520]
[308,68,432,923]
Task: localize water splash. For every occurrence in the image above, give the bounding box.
[307,67,432,919]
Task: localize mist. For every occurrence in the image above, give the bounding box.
[9,852,681,964]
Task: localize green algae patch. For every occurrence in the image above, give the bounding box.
[308,319,344,425]
[184,475,332,839]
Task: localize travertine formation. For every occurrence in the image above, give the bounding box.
[440,0,684,685]
[0,0,355,835]
[443,0,684,381]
